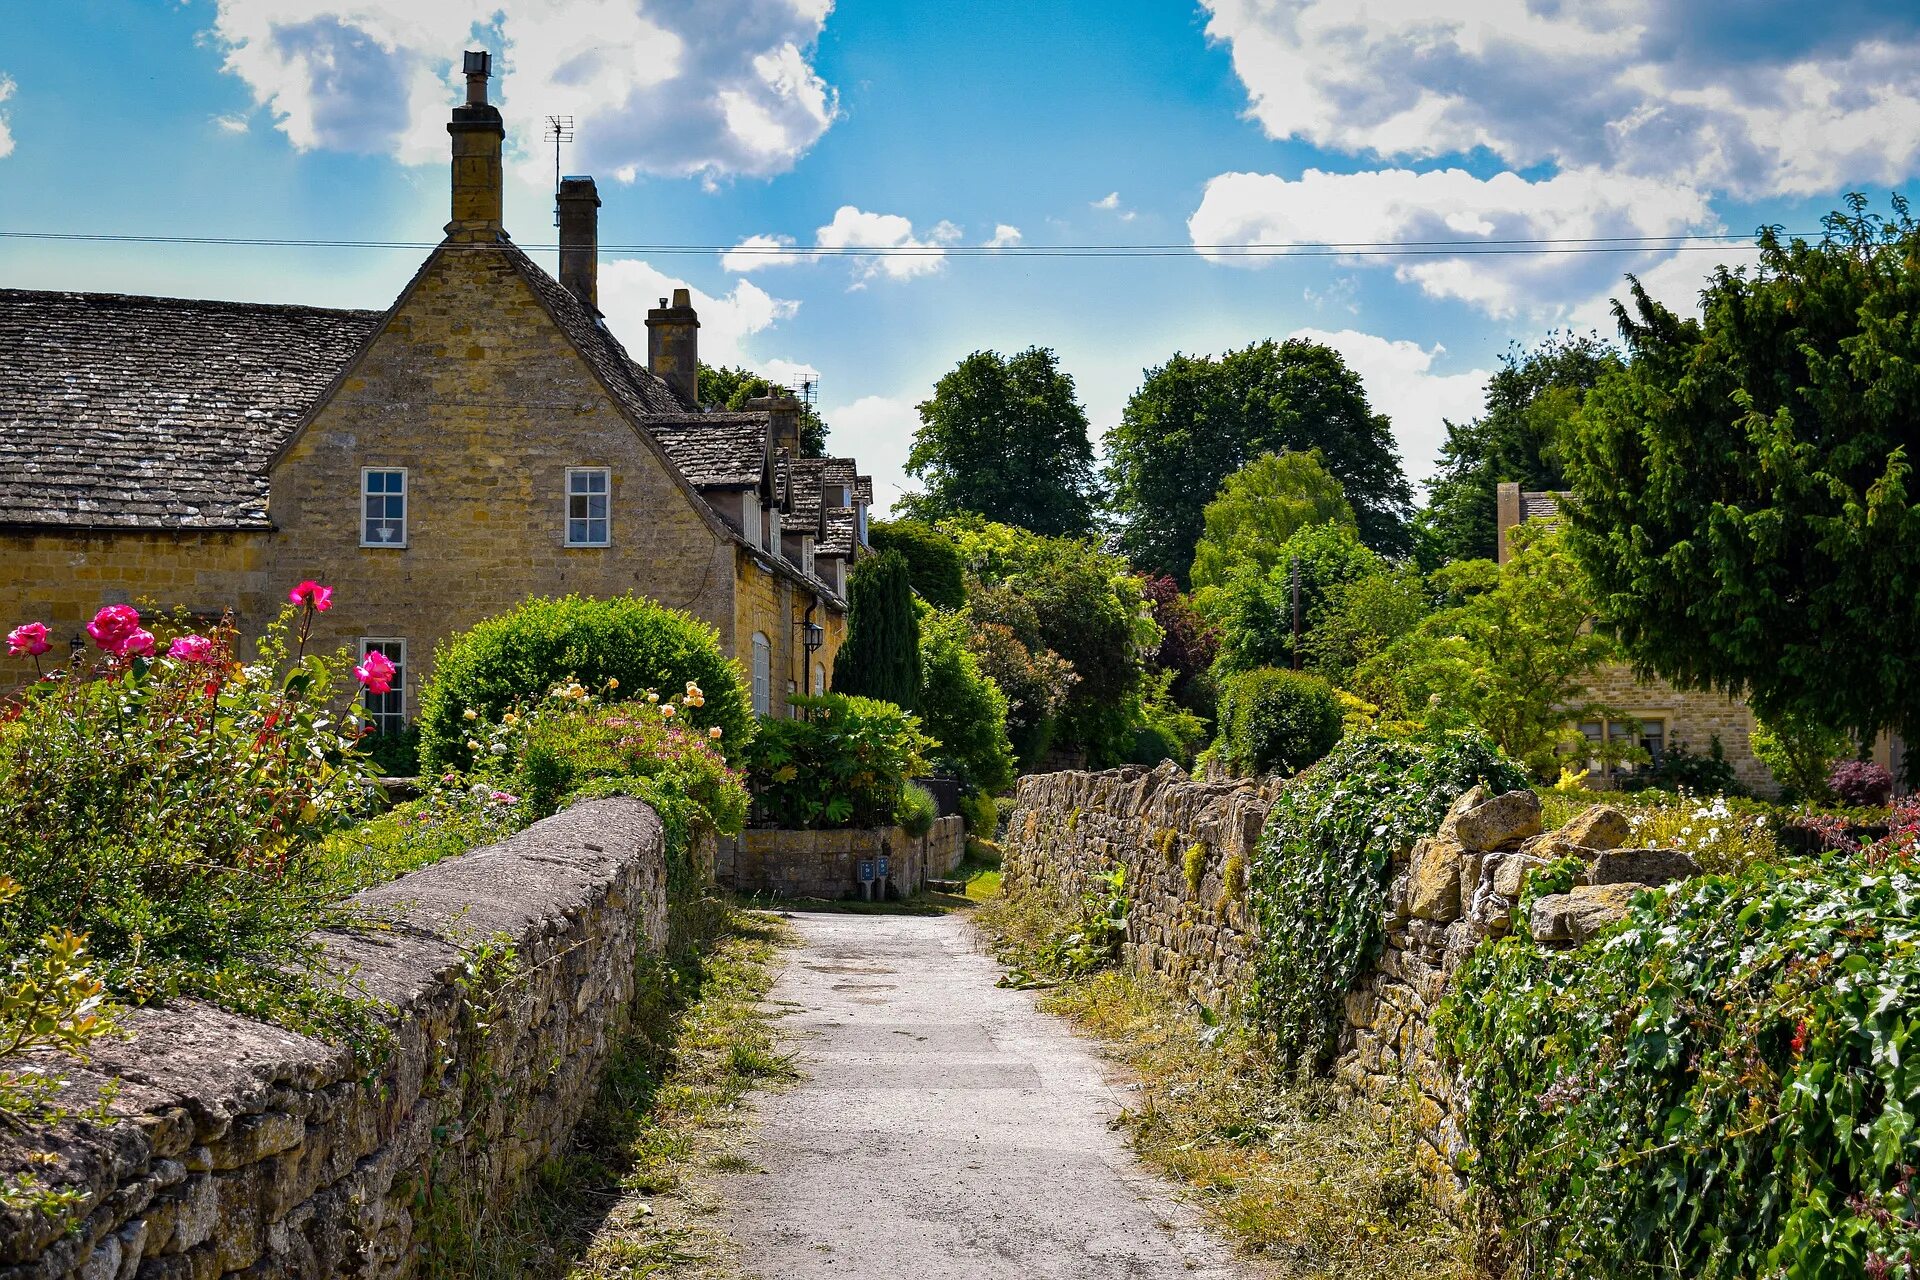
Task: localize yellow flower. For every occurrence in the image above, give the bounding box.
[466,739,481,751]
[463,708,478,721]
[606,677,619,690]
[660,704,676,718]
[708,726,723,740]
[646,691,660,704]
[502,713,519,726]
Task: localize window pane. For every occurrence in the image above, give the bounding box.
[586,494,607,520]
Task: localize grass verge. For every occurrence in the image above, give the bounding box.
[973,885,1472,1280]
[429,896,798,1279]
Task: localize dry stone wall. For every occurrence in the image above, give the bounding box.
[0,796,670,1280]
[716,815,965,900]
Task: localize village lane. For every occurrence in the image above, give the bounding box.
[714,911,1255,1279]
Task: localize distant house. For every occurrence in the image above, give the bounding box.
[0,50,872,725]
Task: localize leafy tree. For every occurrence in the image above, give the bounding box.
[1303,564,1431,685]
[1138,575,1219,718]
[1106,338,1414,582]
[1561,197,1920,750]
[962,614,1076,769]
[1354,527,1621,776]
[1190,450,1357,591]
[1750,712,1855,802]
[697,363,828,456]
[868,519,966,610]
[1416,333,1621,566]
[898,347,1099,536]
[1204,523,1386,677]
[831,552,920,710]
[916,610,1016,794]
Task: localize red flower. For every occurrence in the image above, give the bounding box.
[5,622,50,657]
[288,580,334,612]
[1791,1020,1809,1056]
[354,650,396,695]
[86,604,141,652]
[167,634,216,664]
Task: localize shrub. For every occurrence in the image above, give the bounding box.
[962,615,1076,769]
[957,790,999,839]
[832,552,922,710]
[869,519,966,610]
[418,595,750,773]
[1442,833,1920,1277]
[1619,793,1780,876]
[1250,731,1527,1070]
[894,782,938,837]
[1751,710,1854,801]
[361,724,421,777]
[1829,758,1894,807]
[743,694,933,829]
[1618,735,1744,796]
[917,610,1016,794]
[1217,667,1343,775]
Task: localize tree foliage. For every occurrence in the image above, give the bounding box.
[1562,197,1920,748]
[697,363,828,456]
[1417,333,1621,566]
[1190,450,1357,592]
[1204,523,1387,678]
[916,609,1016,794]
[1105,339,1414,582]
[868,519,966,610]
[831,551,921,711]
[899,347,1100,536]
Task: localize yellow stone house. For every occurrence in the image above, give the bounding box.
[0,51,867,727]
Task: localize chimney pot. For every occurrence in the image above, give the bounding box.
[556,174,601,312]
[646,291,701,408]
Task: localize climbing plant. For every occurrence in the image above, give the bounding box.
[1249,731,1527,1071]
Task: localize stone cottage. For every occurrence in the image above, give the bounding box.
[0,50,872,726]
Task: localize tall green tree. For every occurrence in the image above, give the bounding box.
[1417,332,1622,566]
[1190,450,1356,591]
[831,552,920,710]
[1202,523,1386,677]
[1562,197,1920,749]
[697,363,829,456]
[899,347,1099,536]
[916,610,1016,794]
[1105,339,1413,583]
[868,519,966,610]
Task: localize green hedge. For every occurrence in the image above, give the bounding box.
[418,595,751,772]
[1441,818,1920,1278]
[870,519,966,610]
[1217,667,1343,775]
[1251,731,1528,1070]
[743,693,933,829]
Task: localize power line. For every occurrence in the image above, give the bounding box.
[0,228,1783,258]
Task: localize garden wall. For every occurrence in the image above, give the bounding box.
[715,815,965,900]
[0,796,670,1280]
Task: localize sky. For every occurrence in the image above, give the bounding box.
[5,1,1920,514]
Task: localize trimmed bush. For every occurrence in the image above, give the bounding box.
[418,595,750,773]
[917,610,1016,794]
[832,552,922,710]
[895,781,938,838]
[1217,667,1343,775]
[744,693,933,829]
[1829,758,1894,807]
[870,519,966,610]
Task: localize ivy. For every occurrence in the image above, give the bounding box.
[1249,730,1527,1071]
[1440,817,1920,1278]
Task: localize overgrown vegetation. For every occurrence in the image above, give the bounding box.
[743,692,933,829]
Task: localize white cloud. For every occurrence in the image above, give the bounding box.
[597,258,798,369]
[821,394,919,516]
[208,0,838,179]
[721,233,805,273]
[985,224,1022,249]
[1092,191,1137,222]
[1200,0,1920,199]
[1568,241,1766,334]
[1289,327,1489,485]
[1191,166,1715,318]
[814,206,960,286]
[758,356,822,390]
[212,112,251,134]
[0,76,15,160]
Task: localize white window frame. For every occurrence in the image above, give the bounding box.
[751,632,773,716]
[358,638,407,736]
[565,467,612,547]
[361,467,408,548]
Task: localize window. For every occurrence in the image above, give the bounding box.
[751,632,772,716]
[566,468,610,546]
[359,639,407,736]
[362,468,407,547]
[1578,717,1666,779]
[813,662,826,695]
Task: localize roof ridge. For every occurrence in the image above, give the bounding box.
[0,286,382,319]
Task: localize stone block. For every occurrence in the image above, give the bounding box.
[1405,838,1465,922]
[1527,882,1642,944]
[1558,804,1632,851]
[1450,790,1543,853]
[1589,847,1700,887]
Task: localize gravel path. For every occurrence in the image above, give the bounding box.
[714,910,1253,1279]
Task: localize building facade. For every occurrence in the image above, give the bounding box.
[0,51,867,725]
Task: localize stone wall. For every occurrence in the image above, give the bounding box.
[0,796,670,1280]
[716,815,965,900]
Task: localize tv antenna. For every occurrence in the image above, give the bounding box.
[544,115,574,224]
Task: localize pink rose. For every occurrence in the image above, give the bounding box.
[86,604,140,651]
[116,628,157,659]
[6,622,50,657]
[167,634,216,664]
[289,580,334,612]
[354,650,396,695]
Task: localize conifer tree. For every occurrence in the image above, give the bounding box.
[831,551,921,710]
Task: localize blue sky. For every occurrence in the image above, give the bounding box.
[5,1,1919,512]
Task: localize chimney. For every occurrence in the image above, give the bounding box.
[446,50,505,242]
[748,390,802,458]
[556,175,600,311]
[645,288,700,407]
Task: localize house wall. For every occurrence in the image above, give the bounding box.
[1585,662,1775,795]
[0,528,269,649]
[266,246,737,705]
[731,552,846,719]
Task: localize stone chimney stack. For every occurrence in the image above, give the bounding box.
[748,390,802,457]
[646,289,700,406]
[446,50,505,242]
[556,175,601,311]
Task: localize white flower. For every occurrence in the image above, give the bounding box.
[489,743,507,756]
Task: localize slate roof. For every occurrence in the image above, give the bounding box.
[0,289,382,528]
[1522,490,1565,527]
[646,414,769,488]
[819,506,857,557]
[788,457,827,532]
[855,476,872,505]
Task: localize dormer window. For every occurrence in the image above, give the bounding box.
[362,468,407,547]
[566,468,611,546]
